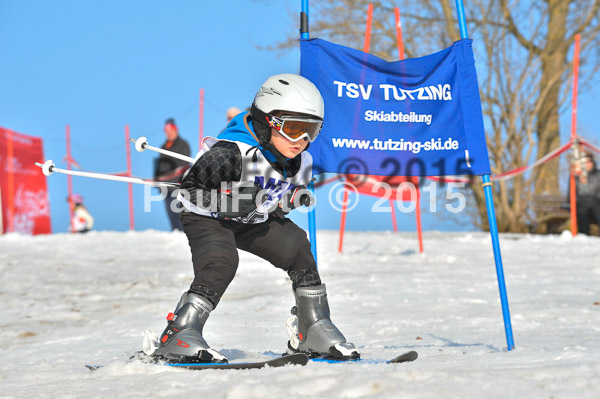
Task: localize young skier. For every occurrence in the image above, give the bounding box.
[67,194,94,233]
[146,73,359,363]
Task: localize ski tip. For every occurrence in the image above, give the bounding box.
[285,353,309,366]
[264,353,309,368]
[387,350,418,364]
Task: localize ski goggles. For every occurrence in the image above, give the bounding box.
[266,115,323,143]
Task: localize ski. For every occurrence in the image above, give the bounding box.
[85,353,308,371]
[310,350,418,364]
[387,350,419,363]
[265,350,418,365]
[166,353,308,370]
[86,350,416,371]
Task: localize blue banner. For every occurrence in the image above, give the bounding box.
[301,38,491,177]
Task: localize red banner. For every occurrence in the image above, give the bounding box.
[0,127,51,234]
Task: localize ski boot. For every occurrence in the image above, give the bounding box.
[145,292,227,364]
[286,284,359,360]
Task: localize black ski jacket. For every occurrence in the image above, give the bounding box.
[154,136,191,182]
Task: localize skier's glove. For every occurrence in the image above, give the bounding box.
[218,184,262,218]
[276,185,314,216]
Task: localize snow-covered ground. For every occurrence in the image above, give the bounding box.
[1,229,599,398]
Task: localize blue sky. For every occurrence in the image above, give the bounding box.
[1,1,598,234]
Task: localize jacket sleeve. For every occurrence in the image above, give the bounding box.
[593,171,600,200]
[155,138,192,181]
[180,141,242,208]
[178,138,191,157]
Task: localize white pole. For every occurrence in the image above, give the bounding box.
[131,137,194,163]
[36,160,179,188]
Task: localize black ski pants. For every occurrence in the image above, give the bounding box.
[576,199,600,235]
[164,187,184,231]
[180,211,320,307]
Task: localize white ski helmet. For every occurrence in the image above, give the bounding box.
[253,73,324,119]
[251,74,324,145]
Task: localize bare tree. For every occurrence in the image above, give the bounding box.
[270,0,600,232]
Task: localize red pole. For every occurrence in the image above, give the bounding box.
[394,6,423,252]
[393,6,404,237]
[569,34,581,236]
[363,4,373,53]
[415,184,424,253]
[66,125,74,232]
[570,35,581,141]
[6,129,15,232]
[394,7,405,60]
[125,125,135,231]
[199,88,205,148]
[339,4,374,251]
[339,3,374,251]
[570,174,577,234]
[389,199,398,232]
[338,181,350,253]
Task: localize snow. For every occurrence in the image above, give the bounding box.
[1,229,600,398]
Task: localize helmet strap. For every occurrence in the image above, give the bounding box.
[263,141,290,168]
[250,103,272,145]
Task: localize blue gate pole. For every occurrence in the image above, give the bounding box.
[301,0,319,264]
[307,181,318,264]
[455,0,514,350]
[301,0,309,40]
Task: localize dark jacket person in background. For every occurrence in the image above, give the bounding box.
[572,151,600,235]
[154,118,191,231]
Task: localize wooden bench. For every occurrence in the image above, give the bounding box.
[531,194,570,234]
[531,194,599,235]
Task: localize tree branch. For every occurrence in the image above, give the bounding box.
[499,0,542,54]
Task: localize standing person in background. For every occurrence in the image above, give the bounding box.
[68,194,94,233]
[226,107,241,122]
[219,107,244,135]
[572,151,600,235]
[154,118,191,231]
